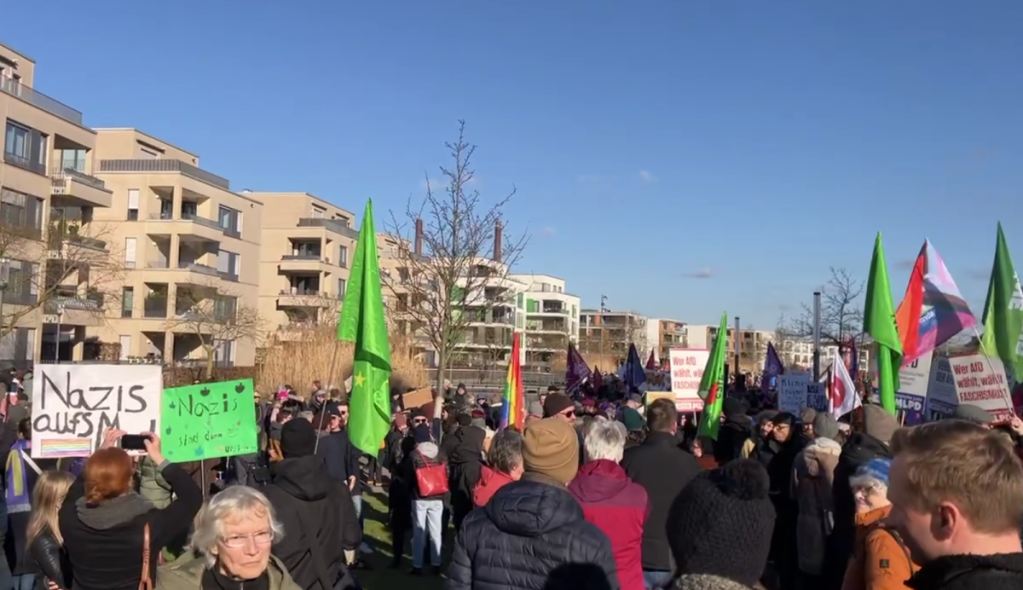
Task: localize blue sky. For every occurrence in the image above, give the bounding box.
[5,1,1023,329]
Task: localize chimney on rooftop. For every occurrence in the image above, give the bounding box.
[493,220,503,263]
[414,218,423,256]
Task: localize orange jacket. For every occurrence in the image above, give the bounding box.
[473,465,516,508]
[841,505,919,590]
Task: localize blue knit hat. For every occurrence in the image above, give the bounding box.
[855,457,892,487]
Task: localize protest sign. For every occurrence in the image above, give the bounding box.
[925,356,958,420]
[897,355,931,424]
[949,354,1013,423]
[31,365,162,458]
[805,383,827,412]
[778,372,811,414]
[161,379,259,462]
[668,348,710,411]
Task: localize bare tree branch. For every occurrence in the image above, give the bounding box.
[383,120,528,392]
[792,266,865,350]
[162,281,264,376]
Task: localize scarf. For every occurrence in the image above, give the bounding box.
[6,439,32,513]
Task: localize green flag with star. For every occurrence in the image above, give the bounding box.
[338,199,392,456]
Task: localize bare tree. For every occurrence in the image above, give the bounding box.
[794,267,865,351]
[0,211,124,338]
[385,121,528,392]
[163,282,264,376]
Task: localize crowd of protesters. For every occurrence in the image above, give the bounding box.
[0,367,1018,590]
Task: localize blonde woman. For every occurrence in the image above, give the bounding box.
[26,471,75,590]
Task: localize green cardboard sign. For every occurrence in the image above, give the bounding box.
[161,379,258,462]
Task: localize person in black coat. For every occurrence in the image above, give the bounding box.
[448,417,618,590]
[440,414,485,532]
[58,430,202,590]
[714,398,752,466]
[621,399,702,590]
[262,419,362,590]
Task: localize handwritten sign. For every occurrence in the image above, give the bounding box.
[949,354,1013,423]
[161,379,258,462]
[778,372,811,414]
[805,383,827,412]
[31,365,161,458]
[668,348,710,411]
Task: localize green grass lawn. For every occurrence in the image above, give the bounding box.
[355,487,454,590]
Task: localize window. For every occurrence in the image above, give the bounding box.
[0,327,35,363]
[122,287,134,318]
[338,245,348,267]
[127,189,139,221]
[140,148,159,159]
[218,206,240,235]
[213,339,236,366]
[214,296,238,321]
[217,250,239,278]
[124,238,137,268]
[337,278,346,297]
[4,121,46,174]
[311,207,325,219]
[5,260,38,305]
[58,149,87,173]
[0,188,42,232]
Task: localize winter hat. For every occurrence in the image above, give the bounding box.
[620,407,645,432]
[412,423,433,445]
[854,457,892,488]
[527,400,544,417]
[862,405,899,444]
[800,407,818,425]
[456,413,472,427]
[953,404,994,426]
[813,412,840,440]
[280,419,317,458]
[522,418,579,485]
[542,393,574,418]
[722,398,745,419]
[667,459,775,587]
[675,574,758,590]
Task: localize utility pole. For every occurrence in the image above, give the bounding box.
[734,315,741,379]
[812,291,822,381]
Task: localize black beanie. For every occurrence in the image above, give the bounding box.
[280,419,318,458]
[666,459,775,587]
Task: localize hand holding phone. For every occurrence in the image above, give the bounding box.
[119,434,150,451]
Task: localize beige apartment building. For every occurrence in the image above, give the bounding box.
[0,42,112,365]
[248,192,356,333]
[88,128,263,366]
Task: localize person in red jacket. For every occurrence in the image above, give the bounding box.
[569,419,649,590]
[473,429,524,507]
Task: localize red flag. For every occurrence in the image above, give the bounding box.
[645,349,657,370]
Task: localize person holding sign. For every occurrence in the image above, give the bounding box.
[58,430,203,590]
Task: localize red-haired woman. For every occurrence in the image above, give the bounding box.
[58,430,202,590]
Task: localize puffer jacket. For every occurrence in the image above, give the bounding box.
[447,472,620,590]
[793,437,842,575]
[841,505,917,590]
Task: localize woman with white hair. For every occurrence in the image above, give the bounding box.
[568,420,650,590]
[839,458,917,590]
[156,486,301,590]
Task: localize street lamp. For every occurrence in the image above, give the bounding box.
[54,304,64,363]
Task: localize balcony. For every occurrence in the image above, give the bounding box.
[98,159,230,190]
[50,167,113,208]
[177,262,220,277]
[0,75,84,126]
[297,218,359,240]
[144,297,168,319]
[145,212,224,242]
[3,151,46,176]
[279,254,329,273]
[278,289,336,308]
[47,230,109,254]
[43,295,103,326]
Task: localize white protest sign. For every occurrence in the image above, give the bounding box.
[899,355,932,397]
[949,353,1013,423]
[778,371,811,414]
[31,365,162,458]
[925,356,958,419]
[668,348,710,411]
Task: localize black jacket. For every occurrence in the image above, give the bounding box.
[620,431,703,572]
[822,431,892,590]
[262,455,361,590]
[447,473,619,590]
[27,526,70,590]
[58,462,202,590]
[314,430,360,489]
[906,553,1023,590]
[714,416,752,466]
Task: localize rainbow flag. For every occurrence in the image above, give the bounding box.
[500,332,525,431]
[895,239,976,366]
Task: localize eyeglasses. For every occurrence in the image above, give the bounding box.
[221,531,274,548]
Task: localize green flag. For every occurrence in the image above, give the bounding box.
[338,199,392,456]
[697,312,729,441]
[863,232,902,416]
[980,222,1023,382]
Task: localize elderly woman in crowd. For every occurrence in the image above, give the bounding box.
[840,458,918,590]
[157,486,301,590]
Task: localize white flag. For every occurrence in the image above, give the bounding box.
[830,352,861,419]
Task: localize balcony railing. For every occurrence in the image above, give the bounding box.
[98,159,230,191]
[50,166,107,190]
[181,213,223,231]
[297,218,359,239]
[281,253,323,261]
[178,262,220,277]
[44,295,103,314]
[146,260,170,269]
[3,151,46,175]
[0,75,84,126]
[144,298,168,318]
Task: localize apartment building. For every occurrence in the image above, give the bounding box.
[0,42,112,365]
[89,128,262,366]
[511,274,580,368]
[684,323,773,372]
[248,192,355,334]
[644,318,686,362]
[579,310,647,359]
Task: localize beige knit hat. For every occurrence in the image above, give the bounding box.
[522,417,579,485]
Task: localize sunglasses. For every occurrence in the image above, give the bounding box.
[559,409,576,418]
[412,418,428,425]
